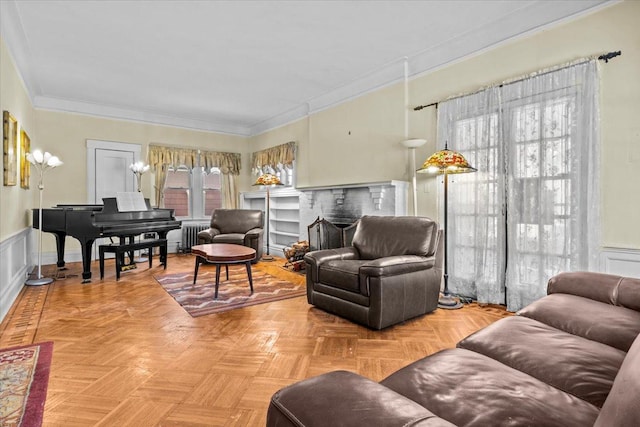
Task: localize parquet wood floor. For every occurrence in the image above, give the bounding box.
[0,254,510,426]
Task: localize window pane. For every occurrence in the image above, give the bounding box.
[164,189,189,217]
[165,169,190,188]
[204,189,222,217]
[204,168,221,189]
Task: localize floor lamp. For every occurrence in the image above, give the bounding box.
[25,150,63,286]
[253,172,283,261]
[417,144,476,309]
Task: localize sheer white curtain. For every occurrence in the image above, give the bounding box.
[438,60,600,311]
[437,87,507,305]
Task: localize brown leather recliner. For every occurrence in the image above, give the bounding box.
[304,215,443,330]
[197,209,264,262]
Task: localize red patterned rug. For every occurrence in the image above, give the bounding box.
[0,341,53,427]
[154,267,306,317]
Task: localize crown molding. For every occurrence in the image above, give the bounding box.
[33,96,252,136]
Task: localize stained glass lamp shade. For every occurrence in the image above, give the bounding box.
[417,149,477,175]
[253,173,282,186]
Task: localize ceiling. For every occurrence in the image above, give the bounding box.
[1,0,610,137]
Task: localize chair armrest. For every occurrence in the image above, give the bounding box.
[304,247,359,283]
[197,228,220,244]
[360,255,435,278]
[244,227,263,238]
[267,370,454,427]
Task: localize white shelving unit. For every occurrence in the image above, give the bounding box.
[240,188,301,254]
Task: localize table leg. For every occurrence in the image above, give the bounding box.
[245,261,253,294]
[215,264,221,299]
[225,264,229,281]
[193,256,201,284]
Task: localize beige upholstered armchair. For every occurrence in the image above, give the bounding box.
[197,209,264,262]
[304,215,443,329]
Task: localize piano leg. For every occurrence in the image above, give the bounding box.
[79,238,95,283]
[53,231,68,269]
[157,231,168,265]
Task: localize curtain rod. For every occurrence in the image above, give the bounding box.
[413,50,621,111]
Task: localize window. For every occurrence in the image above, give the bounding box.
[203,168,222,217]
[164,166,223,218]
[163,167,190,217]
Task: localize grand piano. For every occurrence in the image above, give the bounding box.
[34,197,182,283]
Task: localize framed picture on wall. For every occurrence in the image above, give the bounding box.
[20,129,30,189]
[3,110,18,186]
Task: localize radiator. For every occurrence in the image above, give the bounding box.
[179,223,209,253]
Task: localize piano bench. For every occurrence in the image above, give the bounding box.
[99,238,168,281]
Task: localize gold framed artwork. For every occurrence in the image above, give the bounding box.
[3,110,18,186]
[20,129,31,189]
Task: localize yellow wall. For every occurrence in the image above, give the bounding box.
[0,37,37,240]
[2,1,639,253]
[250,1,640,250]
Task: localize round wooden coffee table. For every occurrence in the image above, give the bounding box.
[191,243,257,299]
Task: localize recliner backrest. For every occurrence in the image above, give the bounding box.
[211,209,264,234]
[352,216,438,260]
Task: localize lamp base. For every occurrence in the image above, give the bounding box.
[25,276,54,286]
[438,293,463,310]
[261,255,275,262]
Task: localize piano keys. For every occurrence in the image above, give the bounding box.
[34,198,182,283]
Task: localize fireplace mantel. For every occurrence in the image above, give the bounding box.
[240,180,409,253]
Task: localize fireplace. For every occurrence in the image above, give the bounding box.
[299,181,409,242]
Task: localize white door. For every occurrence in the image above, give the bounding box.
[86,140,142,260]
[87,139,141,204]
[95,148,135,202]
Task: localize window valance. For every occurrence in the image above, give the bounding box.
[148,145,197,169]
[147,144,241,175]
[251,141,296,171]
[201,150,241,175]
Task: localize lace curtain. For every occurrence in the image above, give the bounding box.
[251,141,296,185]
[438,60,600,311]
[147,144,241,208]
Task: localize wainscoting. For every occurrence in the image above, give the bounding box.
[600,247,640,278]
[0,228,32,322]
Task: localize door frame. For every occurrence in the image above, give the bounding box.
[86,139,142,204]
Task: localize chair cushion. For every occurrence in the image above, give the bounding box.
[381,348,600,427]
[318,260,369,293]
[212,233,245,245]
[518,293,640,351]
[457,315,626,407]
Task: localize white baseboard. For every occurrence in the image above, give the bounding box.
[600,247,640,279]
[0,228,33,323]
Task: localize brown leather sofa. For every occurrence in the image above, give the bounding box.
[267,271,640,426]
[304,215,443,330]
[197,209,264,262]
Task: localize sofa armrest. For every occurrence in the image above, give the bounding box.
[360,255,435,278]
[547,272,640,311]
[197,227,220,244]
[267,370,455,427]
